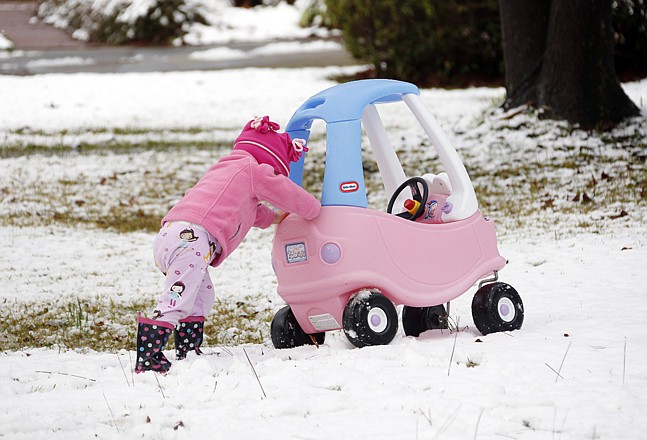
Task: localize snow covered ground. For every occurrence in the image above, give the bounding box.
[1,67,645,440]
[1,2,647,439]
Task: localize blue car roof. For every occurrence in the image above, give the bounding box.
[285,79,420,208]
[286,79,420,132]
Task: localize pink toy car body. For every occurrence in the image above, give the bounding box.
[270,80,523,349]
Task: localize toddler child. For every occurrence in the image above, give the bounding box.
[136,116,321,373]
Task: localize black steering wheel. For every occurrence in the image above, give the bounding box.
[387,177,429,221]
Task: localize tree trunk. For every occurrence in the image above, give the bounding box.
[500,0,640,128]
[499,0,550,107]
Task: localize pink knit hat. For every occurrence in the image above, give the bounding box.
[233,116,307,176]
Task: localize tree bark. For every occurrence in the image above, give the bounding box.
[499,0,550,107]
[499,0,640,127]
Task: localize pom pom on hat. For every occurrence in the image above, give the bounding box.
[250,115,280,133]
[233,116,307,176]
[289,138,307,162]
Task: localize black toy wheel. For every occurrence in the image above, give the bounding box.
[386,177,429,221]
[271,306,325,349]
[402,304,449,337]
[471,282,524,335]
[342,291,398,348]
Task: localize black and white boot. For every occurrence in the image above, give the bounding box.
[174,316,205,360]
[135,314,174,374]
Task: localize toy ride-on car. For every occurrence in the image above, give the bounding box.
[270,79,523,349]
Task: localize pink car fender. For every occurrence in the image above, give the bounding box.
[272,206,506,334]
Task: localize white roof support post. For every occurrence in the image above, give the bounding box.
[362,104,407,197]
[402,94,478,221]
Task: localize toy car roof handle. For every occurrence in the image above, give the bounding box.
[286,79,420,130]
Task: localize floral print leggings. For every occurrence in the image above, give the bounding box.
[152,221,221,326]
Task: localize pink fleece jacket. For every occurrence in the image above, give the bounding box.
[162,150,321,267]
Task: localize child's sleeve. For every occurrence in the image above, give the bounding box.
[253,203,275,229]
[253,165,321,220]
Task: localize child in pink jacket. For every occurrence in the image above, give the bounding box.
[136,116,321,373]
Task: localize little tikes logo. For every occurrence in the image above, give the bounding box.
[340,181,359,193]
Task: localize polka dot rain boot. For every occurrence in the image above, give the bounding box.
[174,316,205,360]
[135,313,173,374]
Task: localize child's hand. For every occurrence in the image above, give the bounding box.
[273,210,288,224]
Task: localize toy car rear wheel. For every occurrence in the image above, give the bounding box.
[471,282,524,335]
[271,306,325,349]
[343,291,398,348]
[402,304,449,337]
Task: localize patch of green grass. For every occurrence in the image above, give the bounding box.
[0,294,273,352]
[92,207,162,233]
[467,145,646,235]
[0,146,221,233]
[1,198,164,233]
[0,140,220,159]
[207,296,274,346]
[0,297,150,352]
[457,103,647,230]
[0,126,237,159]
[8,126,230,137]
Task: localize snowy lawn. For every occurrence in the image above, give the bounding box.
[1,65,646,439]
[1,0,647,424]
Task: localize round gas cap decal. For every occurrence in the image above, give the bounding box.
[340,181,359,193]
[320,242,341,264]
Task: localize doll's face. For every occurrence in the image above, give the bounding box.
[179,229,197,241]
[170,283,184,294]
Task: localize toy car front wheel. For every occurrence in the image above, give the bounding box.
[271,306,325,349]
[402,304,449,337]
[471,282,524,335]
[343,291,398,348]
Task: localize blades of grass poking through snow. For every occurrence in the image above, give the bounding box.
[116,353,130,387]
[35,370,96,382]
[448,317,460,376]
[558,408,569,440]
[218,344,233,356]
[128,351,135,387]
[544,363,564,381]
[103,393,120,434]
[417,408,432,426]
[154,374,166,399]
[243,348,266,398]
[555,341,572,383]
[623,338,627,385]
[432,405,461,440]
[474,408,484,440]
[209,375,219,402]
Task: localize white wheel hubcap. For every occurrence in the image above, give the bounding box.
[367,307,388,333]
[497,297,516,322]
